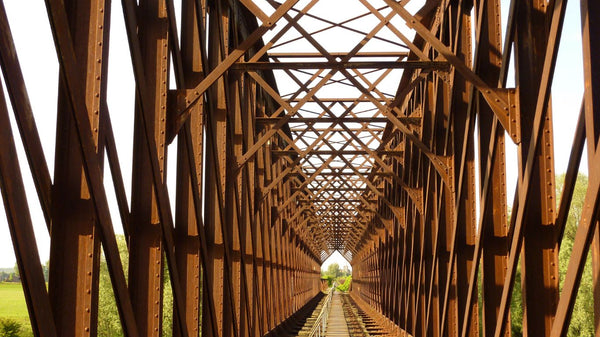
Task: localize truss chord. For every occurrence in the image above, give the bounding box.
[2,0,596,336]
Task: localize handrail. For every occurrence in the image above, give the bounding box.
[308,283,336,337]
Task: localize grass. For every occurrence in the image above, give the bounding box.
[0,282,33,337]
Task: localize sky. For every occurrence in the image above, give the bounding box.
[0,0,586,268]
[322,251,352,273]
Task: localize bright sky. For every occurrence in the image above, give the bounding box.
[0,0,586,268]
[321,251,352,272]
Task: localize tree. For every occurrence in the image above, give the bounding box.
[0,318,22,337]
[555,173,594,336]
[326,263,340,278]
[508,174,593,337]
[97,235,175,337]
[336,276,352,292]
[42,261,49,282]
[97,235,128,337]
[10,263,20,282]
[510,262,523,337]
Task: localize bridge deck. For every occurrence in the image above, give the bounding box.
[326,291,350,337]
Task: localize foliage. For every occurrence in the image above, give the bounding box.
[321,263,351,278]
[97,235,175,337]
[327,263,341,278]
[97,235,128,337]
[336,276,351,292]
[0,283,32,337]
[508,174,593,336]
[509,260,523,337]
[162,260,173,337]
[321,274,334,287]
[506,174,593,336]
[0,318,21,337]
[42,261,49,283]
[555,174,594,337]
[0,267,19,283]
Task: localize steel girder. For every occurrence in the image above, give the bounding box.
[0,0,599,336]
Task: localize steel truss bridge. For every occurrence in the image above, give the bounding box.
[0,0,599,336]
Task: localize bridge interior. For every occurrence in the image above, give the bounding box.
[0,0,599,336]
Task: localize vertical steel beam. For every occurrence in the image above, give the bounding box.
[474,0,510,335]
[581,1,600,334]
[514,1,559,335]
[202,4,229,336]
[128,0,169,335]
[225,66,243,337]
[174,1,205,336]
[49,1,108,335]
[450,3,478,336]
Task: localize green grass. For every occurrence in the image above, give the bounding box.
[0,282,33,337]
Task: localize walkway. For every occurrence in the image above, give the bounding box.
[326,291,350,337]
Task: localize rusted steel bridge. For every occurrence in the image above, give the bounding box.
[0,0,599,336]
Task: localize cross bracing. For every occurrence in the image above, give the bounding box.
[0,0,599,336]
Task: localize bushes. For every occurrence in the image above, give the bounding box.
[336,276,351,292]
[322,275,334,287]
[0,318,21,337]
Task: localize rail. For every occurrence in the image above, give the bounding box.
[307,283,335,337]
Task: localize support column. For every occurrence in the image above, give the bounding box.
[49,1,109,335]
[514,1,559,335]
[128,0,169,335]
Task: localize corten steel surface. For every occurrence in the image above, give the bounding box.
[0,0,598,337]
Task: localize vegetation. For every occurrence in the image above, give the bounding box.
[508,173,593,336]
[0,266,20,283]
[336,276,352,292]
[556,174,594,336]
[0,283,32,337]
[1,174,596,336]
[0,235,176,337]
[98,235,174,337]
[97,235,128,337]
[0,318,22,337]
[321,263,351,288]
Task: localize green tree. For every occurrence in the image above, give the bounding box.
[97,235,128,337]
[336,276,352,292]
[162,261,173,337]
[556,174,594,336]
[508,174,593,337]
[42,261,49,282]
[97,235,175,337]
[509,261,523,337]
[326,263,340,278]
[0,318,22,337]
[12,264,18,279]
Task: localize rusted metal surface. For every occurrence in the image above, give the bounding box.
[48,1,108,335]
[0,0,598,336]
